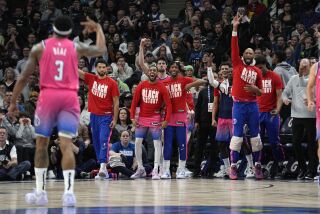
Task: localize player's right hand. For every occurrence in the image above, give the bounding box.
[212,119,217,127]
[131,119,137,128]
[80,17,100,33]
[140,38,147,46]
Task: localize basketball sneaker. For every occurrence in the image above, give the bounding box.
[185,168,193,177]
[246,167,255,179]
[95,170,109,180]
[214,165,227,178]
[62,192,76,207]
[25,189,48,206]
[152,168,160,180]
[160,170,171,179]
[130,167,146,179]
[254,163,264,180]
[176,168,186,179]
[229,165,238,180]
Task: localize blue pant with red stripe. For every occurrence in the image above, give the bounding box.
[259,112,285,162]
[164,126,187,161]
[90,113,113,164]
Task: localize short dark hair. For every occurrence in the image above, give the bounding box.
[274,51,286,62]
[53,16,74,37]
[157,57,167,64]
[95,59,108,67]
[255,55,267,65]
[219,61,232,69]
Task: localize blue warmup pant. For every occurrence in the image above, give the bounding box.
[233,101,260,137]
[90,113,113,164]
[163,126,187,161]
[259,112,285,162]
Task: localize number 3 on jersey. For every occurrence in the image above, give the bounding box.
[54,60,64,81]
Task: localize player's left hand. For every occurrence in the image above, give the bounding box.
[270,109,279,115]
[244,84,259,94]
[109,120,116,129]
[161,121,168,129]
[307,100,315,112]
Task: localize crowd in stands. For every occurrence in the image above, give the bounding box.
[0,0,319,180]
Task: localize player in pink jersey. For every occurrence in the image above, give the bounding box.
[307,58,320,183]
[8,16,106,206]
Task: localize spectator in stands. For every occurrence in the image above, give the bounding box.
[111,56,133,82]
[0,126,30,181]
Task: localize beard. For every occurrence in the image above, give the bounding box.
[97,71,106,77]
[244,58,253,65]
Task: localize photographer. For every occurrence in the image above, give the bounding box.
[0,126,30,180]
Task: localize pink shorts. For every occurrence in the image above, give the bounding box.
[138,115,161,127]
[317,107,320,140]
[168,112,187,127]
[34,88,80,138]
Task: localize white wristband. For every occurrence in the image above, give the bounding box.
[232,31,237,36]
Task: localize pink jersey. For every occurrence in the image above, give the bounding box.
[39,38,79,91]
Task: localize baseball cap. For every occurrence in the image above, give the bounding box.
[184,65,194,70]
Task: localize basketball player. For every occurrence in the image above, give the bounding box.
[8,16,106,206]
[228,13,263,180]
[78,58,119,180]
[130,39,172,179]
[255,55,285,178]
[306,26,320,182]
[161,61,207,179]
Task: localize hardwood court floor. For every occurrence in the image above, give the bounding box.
[0,179,320,213]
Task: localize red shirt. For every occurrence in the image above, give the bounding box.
[84,73,120,115]
[130,80,172,121]
[257,70,283,112]
[162,76,194,113]
[231,35,263,102]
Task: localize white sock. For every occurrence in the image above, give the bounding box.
[35,168,47,193]
[164,160,170,172]
[100,163,107,172]
[135,138,143,168]
[63,170,75,194]
[178,159,186,169]
[246,154,254,168]
[223,158,230,168]
[153,140,162,171]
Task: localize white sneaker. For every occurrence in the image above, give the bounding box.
[47,170,56,179]
[176,168,186,179]
[185,168,193,177]
[160,171,171,179]
[95,170,109,180]
[25,189,48,206]
[159,166,164,177]
[152,168,160,180]
[62,192,76,207]
[214,165,227,178]
[245,167,255,179]
[130,167,146,179]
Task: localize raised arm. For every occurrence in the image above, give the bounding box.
[138,38,149,75]
[9,43,42,115]
[307,63,317,111]
[185,78,207,91]
[231,13,243,68]
[76,17,106,57]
